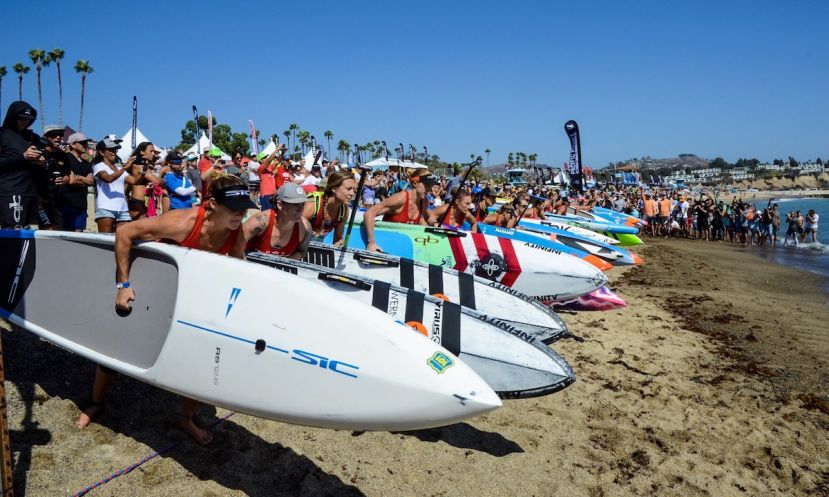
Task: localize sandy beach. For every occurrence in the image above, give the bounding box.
[2,238,828,496]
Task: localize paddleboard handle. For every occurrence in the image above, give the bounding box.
[353,253,400,267]
[255,339,266,353]
[318,272,372,291]
[425,227,466,238]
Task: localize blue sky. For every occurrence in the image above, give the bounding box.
[1,0,827,168]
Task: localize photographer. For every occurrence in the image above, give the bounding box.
[36,124,72,229]
[0,101,44,228]
[60,132,95,231]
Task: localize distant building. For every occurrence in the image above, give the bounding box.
[731,167,754,181]
[798,162,825,174]
[757,163,781,171]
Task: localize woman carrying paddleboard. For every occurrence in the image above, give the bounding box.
[303,170,357,244]
[245,183,313,259]
[431,188,479,231]
[363,169,440,252]
[76,174,256,445]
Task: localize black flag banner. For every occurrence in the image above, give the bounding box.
[131,96,138,149]
[564,120,584,193]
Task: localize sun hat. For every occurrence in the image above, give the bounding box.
[67,132,90,144]
[43,124,64,136]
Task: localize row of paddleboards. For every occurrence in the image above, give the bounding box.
[0,206,647,431]
[0,229,578,432]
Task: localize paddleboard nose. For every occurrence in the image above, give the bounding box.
[632,253,644,265]
[583,254,613,271]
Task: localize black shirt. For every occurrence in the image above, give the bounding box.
[36,147,70,203]
[61,152,93,208]
[0,101,40,196]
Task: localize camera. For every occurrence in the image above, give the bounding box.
[134,156,146,166]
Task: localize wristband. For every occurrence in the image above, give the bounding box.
[116,282,130,289]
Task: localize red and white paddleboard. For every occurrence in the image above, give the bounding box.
[447,231,608,302]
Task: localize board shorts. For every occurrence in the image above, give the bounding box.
[0,194,39,228]
[259,194,274,211]
[248,180,260,193]
[60,204,88,231]
[95,208,132,222]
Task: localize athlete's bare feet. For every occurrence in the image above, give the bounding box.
[76,402,104,430]
[177,415,213,446]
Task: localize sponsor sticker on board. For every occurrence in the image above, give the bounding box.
[427,351,455,374]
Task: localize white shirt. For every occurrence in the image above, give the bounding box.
[247,161,260,181]
[302,175,322,187]
[93,162,129,211]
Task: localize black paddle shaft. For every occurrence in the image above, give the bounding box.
[341,149,371,255]
[438,156,481,226]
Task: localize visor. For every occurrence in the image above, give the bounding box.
[419,175,440,188]
[213,185,257,211]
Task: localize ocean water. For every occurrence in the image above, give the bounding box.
[748,198,829,284]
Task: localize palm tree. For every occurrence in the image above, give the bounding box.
[48,48,65,126]
[507,152,514,165]
[14,63,30,102]
[323,130,333,159]
[529,153,537,166]
[0,66,6,118]
[28,48,51,131]
[289,122,299,152]
[484,148,491,167]
[282,129,290,147]
[297,130,310,154]
[73,59,93,131]
[336,139,350,162]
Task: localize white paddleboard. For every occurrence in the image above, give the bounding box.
[0,230,500,431]
[296,242,570,342]
[247,253,576,398]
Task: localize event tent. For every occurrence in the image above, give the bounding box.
[182,132,231,161]
[363,158,428,170]
[117,128,156,162]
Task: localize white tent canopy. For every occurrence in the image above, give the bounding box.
[182,132,231,161]
[363,158,428,170]
[117,128,157,162]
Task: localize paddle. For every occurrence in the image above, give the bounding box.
[338,147,371,267]
[515,194,547,224]
[424,156,481,237]
[191,105,201,154]
[438,156,481,226]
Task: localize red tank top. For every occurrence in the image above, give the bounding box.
[382,191,422,224]
[247,210,302,256]
[172,206,240,255]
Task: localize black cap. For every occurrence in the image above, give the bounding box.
[17,106,36,121]
[213,185,257,211]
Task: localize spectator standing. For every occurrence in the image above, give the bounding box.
[60,132,95,231]
[92,137,136,233]
[0,101,43,228]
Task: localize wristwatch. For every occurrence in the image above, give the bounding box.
[116,282,130,289]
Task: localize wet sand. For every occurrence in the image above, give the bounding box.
[2,238,829,496]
